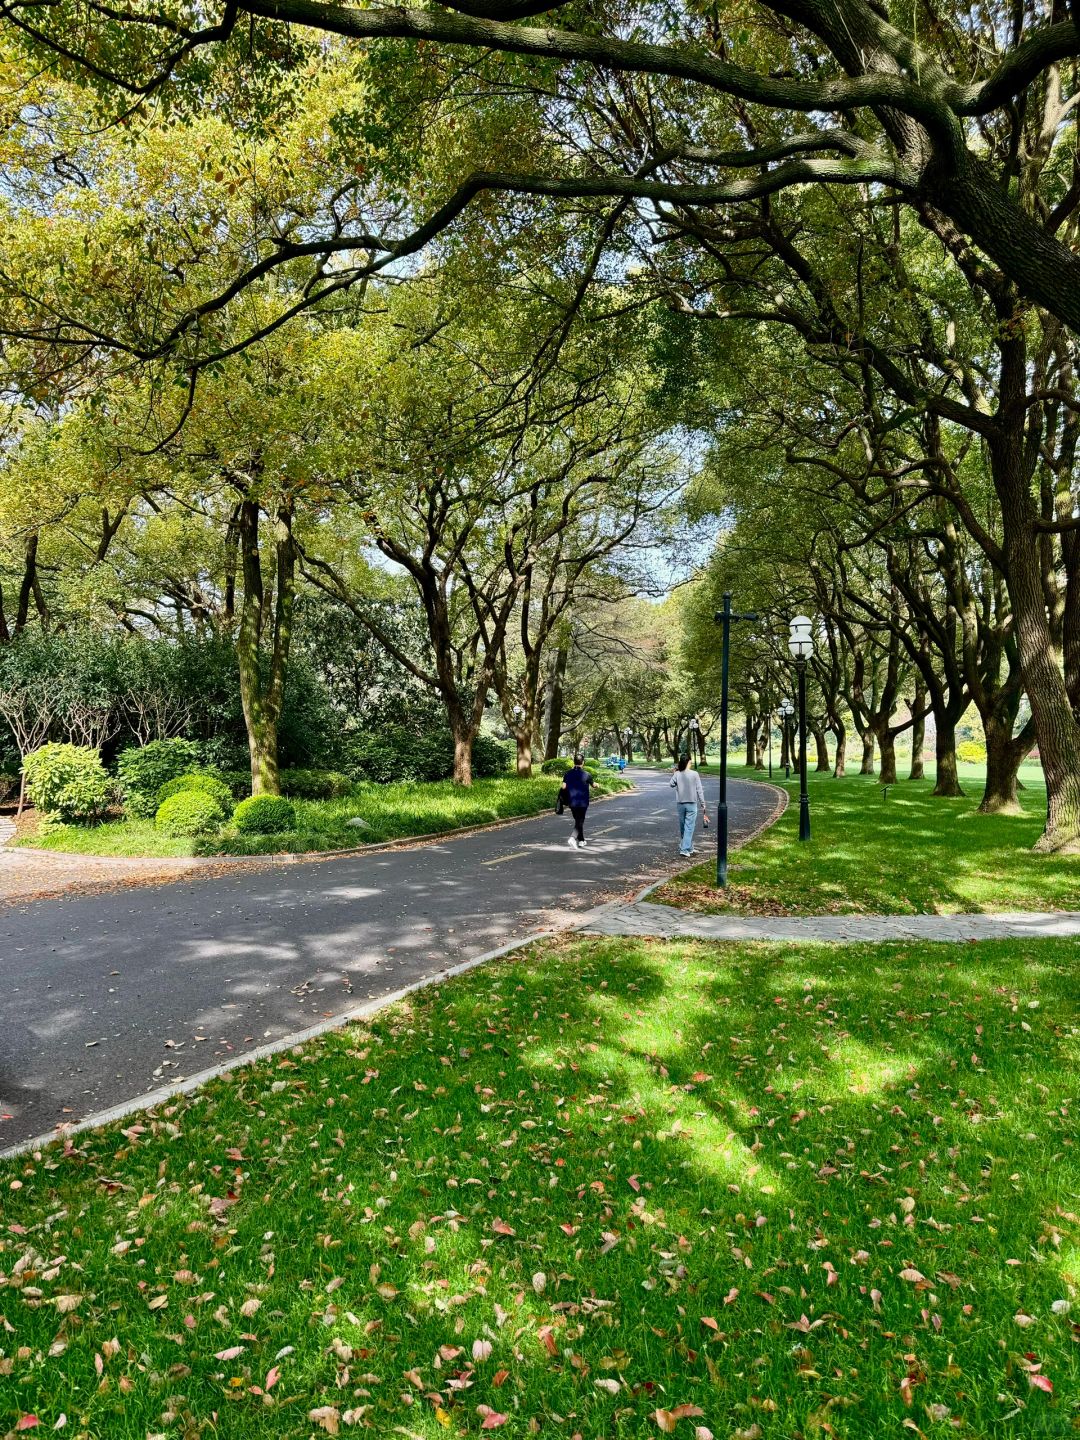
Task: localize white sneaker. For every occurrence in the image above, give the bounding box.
[577,840,587,848]
[567,834,578,848]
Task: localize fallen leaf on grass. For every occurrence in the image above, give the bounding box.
[309,1406,341,1434]
[214,1346,245,1361]
[472,1339,492,1362]
[492,1219,514,1236]
[1029,1374,1053,1393]
[478,1407,508,1428]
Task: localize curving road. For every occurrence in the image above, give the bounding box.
[0,770,776,1149]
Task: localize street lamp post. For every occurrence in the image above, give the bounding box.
[623,726,633,763]
[779,698,794,777]
[766,696,773,779]
[714,592,758,888]
[689,715,700,766]
[788,616,814,841]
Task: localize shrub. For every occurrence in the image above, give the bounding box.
[218,769,252,798]
[118,738,203,818]
[23,743,110,822]
[155,790,225,837]
[233,795,296,834]
[957,740,987,764]
[471,734,511,777]
[345,728,454,784]
[156,771,233,816]
[0,772,18,805]
[540,756,571,775]
[280,767,351,799]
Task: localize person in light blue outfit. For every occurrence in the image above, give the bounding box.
[670,754,709,857]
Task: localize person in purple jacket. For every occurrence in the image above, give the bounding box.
[559,754,593,849]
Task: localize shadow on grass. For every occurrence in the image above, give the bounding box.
[2,936,1078,1437]
[660,767,1077,916]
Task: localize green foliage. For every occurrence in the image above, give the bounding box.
[279,767,352,799]
[0,772,18,805]
[344,727,453,783]
[957,740,988,764]
[22,742,110,822]
[154,790,226,838]
[471,734,511,777]
[218,769,252,798]
[233,795,297,834]
[156,771,233,815]
[540,756,572,774]
[118,738,204,817]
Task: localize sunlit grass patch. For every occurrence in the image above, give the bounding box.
[2,934,1078,1437]
[659,765,1078,916]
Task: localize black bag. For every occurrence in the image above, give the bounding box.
[555,794,565,815]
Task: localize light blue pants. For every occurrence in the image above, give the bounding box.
[677,801,698,855]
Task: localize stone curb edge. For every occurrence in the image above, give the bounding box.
[632,778,789,904]
[2,784,634,874]
[0,916,587,1161]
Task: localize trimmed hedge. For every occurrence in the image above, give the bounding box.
[118,739,203,818]
[154,790,223,837]
[957,740,987,764]
[233,795,296,834]
[23,743,110,823]
[156,771,233,816]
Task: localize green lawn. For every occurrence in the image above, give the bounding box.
[3,934,1078,1437]
[14,775,631,859]
[657,765,1078,916]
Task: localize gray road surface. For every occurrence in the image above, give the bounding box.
[0,771,776,1147]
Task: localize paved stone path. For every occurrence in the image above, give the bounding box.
[0,817,15,846]
[578,900,1080,943]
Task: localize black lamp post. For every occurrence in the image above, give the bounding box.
[689,715,700,767]
[623,726,633,763]
[714,592,757,887]
[788,615,814,841]
[766,697,773,779]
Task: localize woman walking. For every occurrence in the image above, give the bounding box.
[670,755,708,857]
[559,754,593,849]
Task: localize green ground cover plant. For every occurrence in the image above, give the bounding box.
[2,933,1077,1437]
[658,765,1078,916]
[15,775,632,859]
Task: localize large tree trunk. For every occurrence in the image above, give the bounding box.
[831,719,847,777]
[980,716,1022,814]
[859,733,875,775]
[514,729,533,778]
[452,720,474,786]
[237,498,294,798]
[992,344,1080,850]
[876,728,897,785]
[812,725,830,772]
[745,713,757,767]
[933,719,963,798]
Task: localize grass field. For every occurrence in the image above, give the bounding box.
[2,932,1078,1437]
[13,774,631,860]
[657,764,1078,916]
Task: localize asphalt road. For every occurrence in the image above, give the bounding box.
[0,770,776,1148]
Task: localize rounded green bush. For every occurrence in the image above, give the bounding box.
[156,771,232,815]
[540,756,572,775]
[118,738,203,818]
[23,742,110,822]
[957,739,987,764]
[155,790,225,837]
[233,794,296,834]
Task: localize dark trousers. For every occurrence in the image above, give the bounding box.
[570,805,588,842]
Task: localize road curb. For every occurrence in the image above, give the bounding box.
[0,777,772,1161]
[3,784,634,888]
[632,778,789,903]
